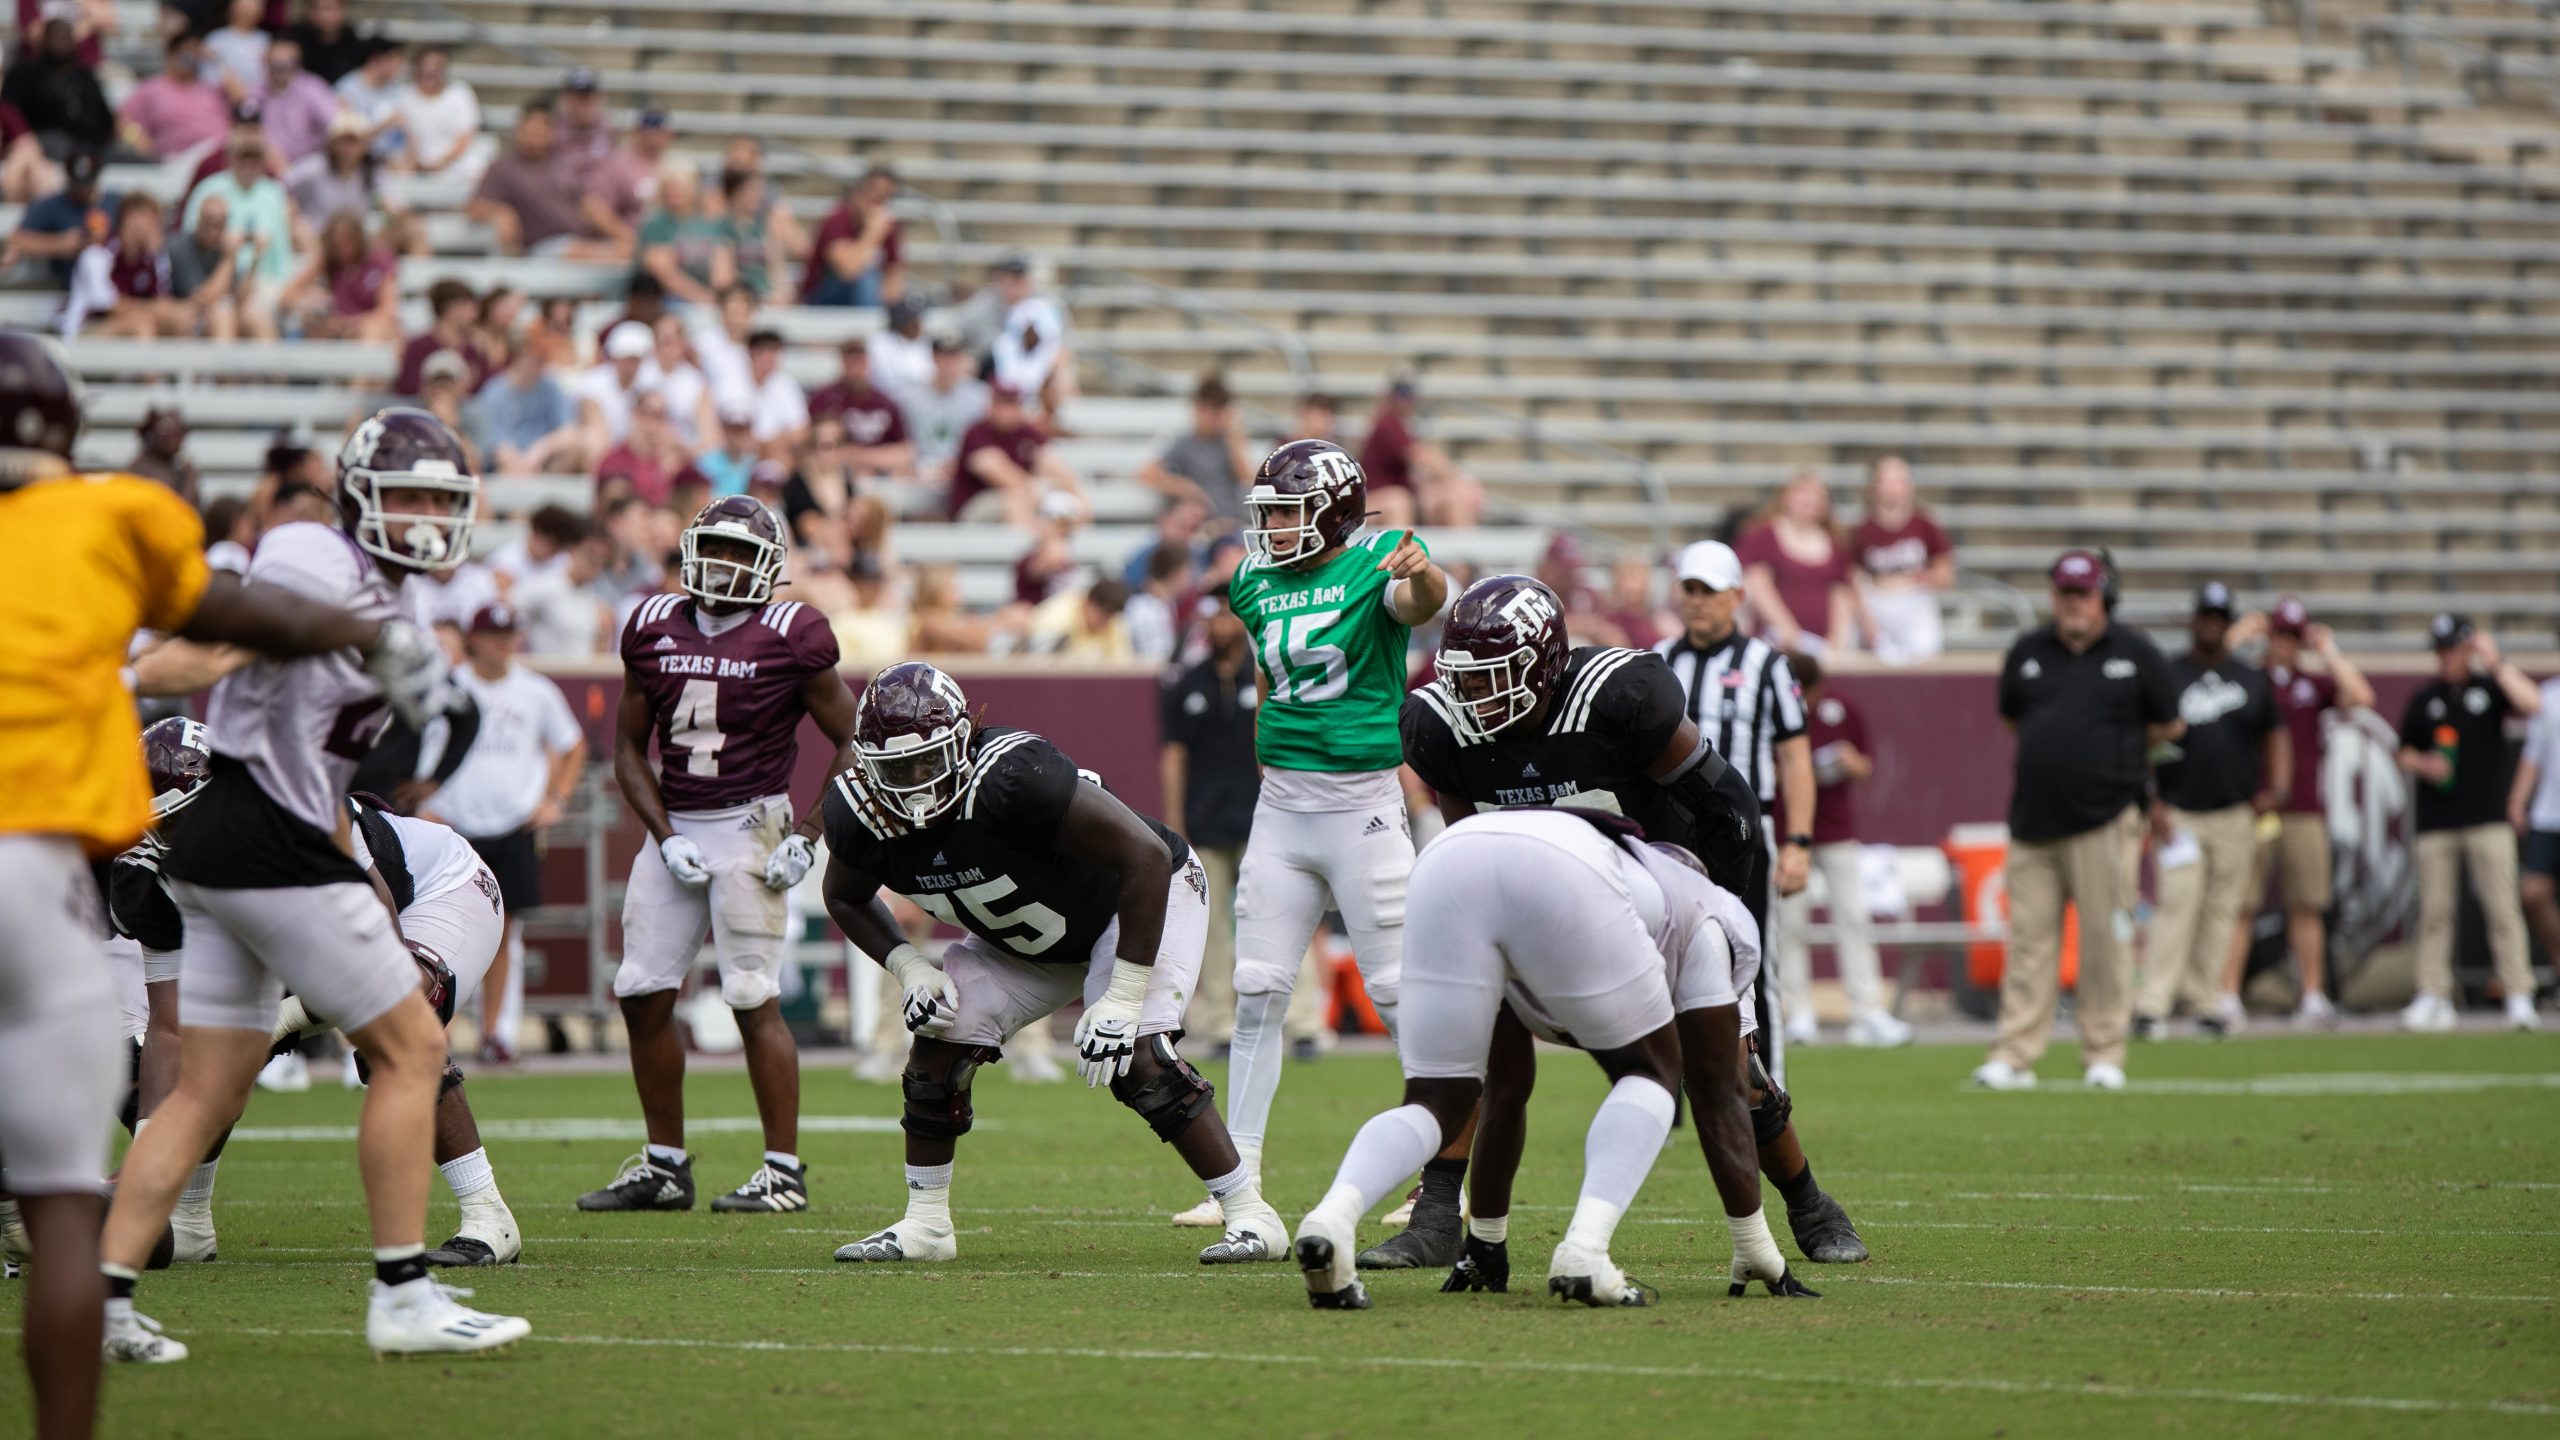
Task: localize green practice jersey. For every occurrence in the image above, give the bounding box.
[1227,529,1423,772]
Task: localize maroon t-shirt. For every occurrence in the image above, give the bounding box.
[1806,691,1866,845]
[2266,663,2338,815]
[1736,523,1851,641]
[1357,408,1416,493]
[798,201,902,297]
[1849,511,1950,582]
[329,248,396,318]
[809,382,907,448]
[108,240,169,299]
[394,332,492,396]
[949,416,1046,517]
[618,592,841,813]
[595,444,672,505]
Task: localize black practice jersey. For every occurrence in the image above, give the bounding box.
[1404,646,1693,842]
[820,727,1190,965]
[105,837,185,954]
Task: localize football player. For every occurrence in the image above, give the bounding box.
[1386,575,1869,1271]
[576,496,857,1216]
[98,406,530,1364]
[1296,807,1812,1310]
[1199,440,1448,1221]
[819,663,1287,1265]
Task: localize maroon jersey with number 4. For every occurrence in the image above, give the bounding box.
[620,593,841,812]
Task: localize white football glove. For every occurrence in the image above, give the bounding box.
[363,618,455,728]
[761,833,815,892]
[884,943,957,1037]
[1073,960,1150,1087]
[658,834,712,888]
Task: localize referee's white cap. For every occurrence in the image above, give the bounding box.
[1674,540,1743,592]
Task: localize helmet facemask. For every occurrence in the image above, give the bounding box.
[856,718,973,824]
[346,466,478,572]
[681,525,786,608]
[1437,644,1541,742]
[1242,487,1332,569]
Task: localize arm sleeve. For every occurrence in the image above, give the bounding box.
[1398,695,1459,797]
[127,483,212,635]
[105,858,186,954]
[1602,652,1688,768]
[815,779,881,874]
[970,735,1081,846]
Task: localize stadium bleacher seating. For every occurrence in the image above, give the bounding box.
[43,0,2560,647]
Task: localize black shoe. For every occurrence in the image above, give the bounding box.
[1786,1189,1869,1264]
[1291,1037,1319,1062]
[1439,1235,1509,1293]
[711,1159,808,1213]
[576,1152,695,1212]
[1357,1184,1461,1270]
[2132,1016,2166,1042]
[2195,1015,2229,1039]
[423,1235,502,1267]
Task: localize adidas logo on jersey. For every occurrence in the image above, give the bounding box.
[654,636,677,650]
[1361,815,1390,836]
[932,852,947,866]
[1521,762,1539,778]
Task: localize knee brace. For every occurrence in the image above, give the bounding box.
[1746,1050,1792,1147]
[1114,1035,1215,1143]
[900,1047,998,1141]
[439,1059,466,1101]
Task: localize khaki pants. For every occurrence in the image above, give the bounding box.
[2413,824,2535,1002]
[1184,845,1328,1045]
[1993,807,2138,1070]
[1776,841,1888,1021]
[2138,803,2260,1020]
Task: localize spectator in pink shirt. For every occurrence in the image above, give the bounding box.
[1736,468,1861,657]
[117,33,232,160]
[577,101,671,258]
[255,37,343,165]
[1848,454,1955,666]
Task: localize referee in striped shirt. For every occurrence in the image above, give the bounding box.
[1654,539,1816,1082]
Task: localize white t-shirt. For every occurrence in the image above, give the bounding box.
[350,802,485,905]
[868,328,934,400]
[402,562,501,631]
[748,370,809,442]
[396,81,482,169]
[650,361,712,447]
[692,324,750,408]
[430,664,585,838]
[992,294,1068,397]
[574,362,654,445]
[512,566,605,657]
[2524,679,2560,833]
[484,536,565,590]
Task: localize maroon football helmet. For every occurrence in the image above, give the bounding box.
[853,661,975,823]
[1435,574,1570,741]
[141,716,213,819]
[1242,438,1366,569]
[0,329,82,481]
[338,406,479,572]
[680,494,788,609]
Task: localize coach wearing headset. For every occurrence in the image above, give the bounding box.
[1974,550,2182,1093]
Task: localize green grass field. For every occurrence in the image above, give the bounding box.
[15,1032,2560,1438]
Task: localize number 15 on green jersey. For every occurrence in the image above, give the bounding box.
[1226,529,1423,774]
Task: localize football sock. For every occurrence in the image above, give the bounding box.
[1564,1077,1675,1255]
[1223,988,1291,1163]
[1728,1207,1788,1280]
[645,1143,688,1168]
[1317,1104,1443,1224]
[903,1162,953,1229]
[1417,1155,1466,1211]
[1774,1161,1822,1211]
[764,1150,801,1173]
[1468,1214,1509,1245]
[175,1157,221,1222]
[373,1244,428,1289]
[102,1262,137,1307]
[439,1147,497,1201]
[1203,1162,1257,1205]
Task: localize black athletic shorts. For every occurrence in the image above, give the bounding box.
[469,827,542,913]
[2525,829,2560,882]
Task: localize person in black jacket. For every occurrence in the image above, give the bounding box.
[1,17,112,160]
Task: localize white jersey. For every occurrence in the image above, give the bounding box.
[349,803,483,906]
[206,523,403,833]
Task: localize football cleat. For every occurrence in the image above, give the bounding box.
[169,1213,218,1264]
[711,1159,808,1213]
[426,1197,521,1266]
[575,1152,695,1212]
[257,1052,311,1092]
[1729,1269,1821,1299]
[1198,1202,1288,1265]
[833,1223,956,1263]
[1785,1190,1869,1264]
[1293,1210,1369,1310]
[366,1278,530,1356]
[1357,1185,1461,1270]
[1439,1235,1510,1293]
[1170,1193,1224,1227]
[1547,1240,1652,1308]
[103,1308,188,1363]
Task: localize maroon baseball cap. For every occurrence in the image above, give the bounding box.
[2050,549,2105,592]
[2270,596,2310,635]
[467,602,518,634]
